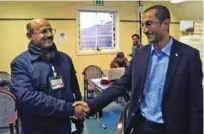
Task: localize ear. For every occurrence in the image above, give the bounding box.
[26,32,32,39]
[163,19,170,31]
[164,19,170,25]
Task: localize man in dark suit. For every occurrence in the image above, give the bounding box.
[74,5,203,134]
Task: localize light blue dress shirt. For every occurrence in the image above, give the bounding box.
[140,37,173,123]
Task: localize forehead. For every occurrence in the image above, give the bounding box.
[132,36,138,39]
[142,9,158,22]
[30,19,51,31]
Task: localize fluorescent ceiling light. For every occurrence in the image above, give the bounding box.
[170,0,185,3]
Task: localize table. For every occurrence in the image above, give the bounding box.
[87,78,111,129]
[89,78,130,102]
[88,78,111,91]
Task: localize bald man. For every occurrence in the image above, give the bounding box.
[10,18,88,134]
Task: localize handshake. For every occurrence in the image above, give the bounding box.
[73,101,90,120]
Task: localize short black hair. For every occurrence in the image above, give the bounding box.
[144,5,171,22]
[117,52,125,58]
[131,34,140,39]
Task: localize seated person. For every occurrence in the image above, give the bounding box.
[110,52,129,68]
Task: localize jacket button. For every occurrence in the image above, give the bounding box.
[131,112,135,117]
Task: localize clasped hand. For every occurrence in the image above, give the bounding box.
[73,101,90,120]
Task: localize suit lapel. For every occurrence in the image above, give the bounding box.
[126,45,151,131]
[137,45,151,94]
[163,39,181,99]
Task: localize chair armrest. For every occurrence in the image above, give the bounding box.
[116,110,124,134]
[102,73,107,77]
[84,76,88,80]
[116,103,130,134]
[9,111,17,125]
[9,112,18,134]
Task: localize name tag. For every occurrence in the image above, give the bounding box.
[50,78,64,90]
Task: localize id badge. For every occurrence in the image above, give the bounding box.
[50,76,64,90]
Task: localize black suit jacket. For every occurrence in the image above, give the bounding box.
[87,38,203,134]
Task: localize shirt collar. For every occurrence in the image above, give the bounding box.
[151,36,173,56]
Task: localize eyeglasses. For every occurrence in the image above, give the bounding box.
[141,20,160,28]
[33,28,56,35]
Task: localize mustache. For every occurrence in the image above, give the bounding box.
[45,36,53,40]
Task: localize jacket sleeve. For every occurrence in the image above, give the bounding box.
[110,59,119,68]
[70,60,82,101]
[188,50,203,134]
[10,59,75,118]
[125,57,129,66]
[87,55,133,113]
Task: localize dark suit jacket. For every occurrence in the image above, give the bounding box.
[87,38,203,134]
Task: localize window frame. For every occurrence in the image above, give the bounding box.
[75,5,120,55]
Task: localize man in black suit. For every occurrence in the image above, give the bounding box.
[74,5,203,134]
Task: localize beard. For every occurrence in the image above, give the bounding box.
[43,42,53,48]
[145,32,161,44]
[41,37,54,49]
[133,42,139,45]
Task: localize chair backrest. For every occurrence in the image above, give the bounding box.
[82,65,103,79]
[0,72,11,91]
[0,72,11,82]
[0,90,16,128]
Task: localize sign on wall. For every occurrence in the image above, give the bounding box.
[180,20,203,63]
[93,0,104,6]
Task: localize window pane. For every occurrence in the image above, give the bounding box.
[79,11,114,49]
[80,36,96,48]
[80,12,97,48]
[97,13,113,48]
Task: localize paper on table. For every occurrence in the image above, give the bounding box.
[91,78,102,83]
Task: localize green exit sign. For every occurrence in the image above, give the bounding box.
[93,0,104,6]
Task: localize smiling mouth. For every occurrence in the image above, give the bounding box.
[146,33,154,38]
[146,34,152,38]
[145,32,152,35]
[45,38,53,42]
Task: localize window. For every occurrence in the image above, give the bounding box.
[77,10,119,54]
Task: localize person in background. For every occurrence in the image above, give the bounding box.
[110,52,129,68]
[128,34,143,57]
[74,5,203,134]
[10,18,88,134]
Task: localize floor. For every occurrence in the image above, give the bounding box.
[17,99,127,134]
[79,99,127,134]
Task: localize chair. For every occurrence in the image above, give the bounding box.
[82,65,106,128]
[0,72,11,91]
[0,89,19,134]
[0,72,11,81]
[82,65,103,101]
[116,103,130,134]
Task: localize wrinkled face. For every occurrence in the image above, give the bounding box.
[132,36,139,45]
[27,19,55,49]
[142,9,169,44]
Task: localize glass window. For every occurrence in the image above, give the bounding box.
[79,11,116,50]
